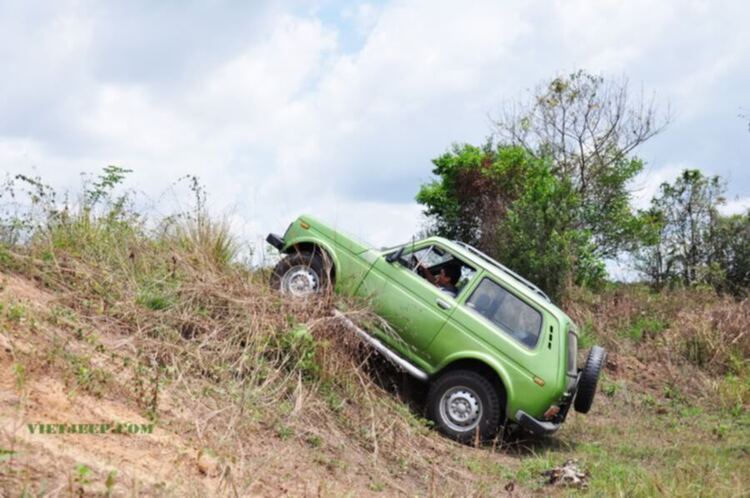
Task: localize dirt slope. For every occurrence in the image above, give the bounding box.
[0,273,521,497]
[2,272,749,497]
[0,275,375,496]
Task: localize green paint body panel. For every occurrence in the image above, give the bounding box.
[277,215,579,423]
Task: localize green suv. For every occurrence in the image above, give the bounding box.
[267,215,605,442]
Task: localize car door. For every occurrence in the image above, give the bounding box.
[356,243,473,365]
[431,274,556,382]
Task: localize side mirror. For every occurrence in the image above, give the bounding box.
[385,246,405,264]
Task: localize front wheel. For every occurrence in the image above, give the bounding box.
[427,370,503,444]
[270,251,330,297]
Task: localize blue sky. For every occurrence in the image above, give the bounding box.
[1,0,748,263]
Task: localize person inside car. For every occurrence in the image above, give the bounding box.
[417,263,461,297]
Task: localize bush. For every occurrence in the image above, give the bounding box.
[417,143,604,300]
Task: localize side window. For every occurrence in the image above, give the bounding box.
[404,245,452,270]
[465,278,542,348]
[399,245,477,296]
[456,265,477,291]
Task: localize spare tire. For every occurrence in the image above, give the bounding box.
[574,346,606,414]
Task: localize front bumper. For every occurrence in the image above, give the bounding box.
[515,410,561,436]
[266,233,284,251]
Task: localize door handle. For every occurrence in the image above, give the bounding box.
[436,298,452,310]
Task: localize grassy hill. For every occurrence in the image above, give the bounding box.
[0,195,748,496]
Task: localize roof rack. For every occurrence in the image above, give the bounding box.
[452,241,552,302]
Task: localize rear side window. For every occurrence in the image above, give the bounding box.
[465,278,543,348]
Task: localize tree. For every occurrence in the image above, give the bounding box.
[635,169,725,287]
[494,161,605,297]
[417,143,602,300]
[418,71,669,297]
[712,212,750,297]
[416,143,533,251]
[494,70,670,258]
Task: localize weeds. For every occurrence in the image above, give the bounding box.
[104,470,117,497]
[0,448,16,462]
[566,284,750,410]
[0,168,477,495]
[6,301,26,323]
[12,363,25,391]
[1,168,748,496]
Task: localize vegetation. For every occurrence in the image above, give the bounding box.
[0,162,747,496]
[636,169,750,296]
[493,70,669,260]
[416,143,602,300]
[419,71,669,299]
[418,70,749,302]
[0,72,747,494]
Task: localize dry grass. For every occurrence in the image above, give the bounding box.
[565,284,750,423]
[0,198,522,496]
[0,174,748,496]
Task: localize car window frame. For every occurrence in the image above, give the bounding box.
[461,274,545,350]
[385,241,478,301]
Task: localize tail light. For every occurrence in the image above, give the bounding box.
[567,329,578,374]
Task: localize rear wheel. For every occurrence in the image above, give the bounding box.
[427,370,503,444]
[270,251,330,297]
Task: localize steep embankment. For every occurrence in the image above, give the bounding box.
[1,234,748,496]
[0,256,522,496]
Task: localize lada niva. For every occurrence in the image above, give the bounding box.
[267,215,605,442]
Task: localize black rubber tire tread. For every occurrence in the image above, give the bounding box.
[574,345,606,414]
[269,251,331,294]
[427,370,503,444]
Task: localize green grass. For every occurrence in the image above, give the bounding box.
[136,288,175,311]
[492,394,750,497]
[6,301,26,323]
[620,315,666,342]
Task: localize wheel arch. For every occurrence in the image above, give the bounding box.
[434,354,514,416]
[282,239,338,283]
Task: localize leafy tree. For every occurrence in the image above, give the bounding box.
[416,143,531,250]
[635,169,725,287]
[494,162,605,297]
[494,70,669,258]
[417,143,601,300]
[712,212,750,296]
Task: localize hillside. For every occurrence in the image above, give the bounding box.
[0,212,749,497]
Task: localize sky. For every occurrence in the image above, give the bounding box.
[1,0,748,266]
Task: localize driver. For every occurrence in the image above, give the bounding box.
[417,263,462,297]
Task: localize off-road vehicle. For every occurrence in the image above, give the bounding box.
[267,215,605,442]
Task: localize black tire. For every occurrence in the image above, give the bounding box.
[574,345,606,414]
[427,370,503,444]
[270,251,331,296]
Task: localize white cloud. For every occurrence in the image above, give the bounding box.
[629,163,688,210]
[720,197,750,216]
[0,0,749,266]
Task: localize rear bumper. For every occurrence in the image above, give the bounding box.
[515,410,561,436]
[266,233,284,251]
[515,387,575,437]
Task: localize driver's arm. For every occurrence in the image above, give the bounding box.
[417,264,437,285]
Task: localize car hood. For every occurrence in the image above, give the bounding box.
[298,215,373,255]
